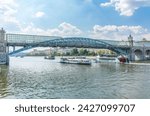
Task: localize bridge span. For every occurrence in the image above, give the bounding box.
[0,28,150,65]
[6,34,130,55]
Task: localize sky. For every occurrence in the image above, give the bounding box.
[1,0,150,41]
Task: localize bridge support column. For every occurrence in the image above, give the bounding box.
[13,46,15,52]
[142,46,147,61]
[131,47,147,61]
[0,28,9,65]
[131,48,135,61]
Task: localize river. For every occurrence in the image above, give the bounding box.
[0,57,150,99]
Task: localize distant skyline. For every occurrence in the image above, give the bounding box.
[1,0,150,40]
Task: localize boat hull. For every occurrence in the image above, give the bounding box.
[60,61,91,65]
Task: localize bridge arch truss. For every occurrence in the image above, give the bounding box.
[6,34,129,56]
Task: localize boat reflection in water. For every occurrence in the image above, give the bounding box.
[0,65,8,98]
[60,56,91,65]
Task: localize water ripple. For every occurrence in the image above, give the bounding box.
[0,57,150,99]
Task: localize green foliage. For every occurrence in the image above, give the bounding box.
[26,48,116,56]
[71,48,79,56]
[79,49,89,56]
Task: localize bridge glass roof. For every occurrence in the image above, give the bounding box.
[6,33,150,47]
[6,33,62,43]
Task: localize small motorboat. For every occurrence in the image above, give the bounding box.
[116,55,129,64]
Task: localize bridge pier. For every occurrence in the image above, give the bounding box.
[13,46,15,52]
[0,28,9,65]
[129,47,150,61]
[127,35,150,61]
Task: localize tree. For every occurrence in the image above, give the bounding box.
[65,52,70,56]
[79,48,89,56]
[97,49,105,55]
[88,51,96,56]
[71,48,79,56]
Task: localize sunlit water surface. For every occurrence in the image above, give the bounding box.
[0,57,150,99]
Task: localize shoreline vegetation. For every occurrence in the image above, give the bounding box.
[25,48,117,57]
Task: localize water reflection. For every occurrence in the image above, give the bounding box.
[0,65,8,98]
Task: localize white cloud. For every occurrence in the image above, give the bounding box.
[90,25,149,40]
[20,23,45,34]
[0,0,18,22]
[34,11,45,18]
[20,23,150,40]
[20,22,82,37]
[100,0,150,16]
[0,0,12,3]
[0,0,21,29]
[49,22,82,36]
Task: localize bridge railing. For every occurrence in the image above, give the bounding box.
[134,41,150,47]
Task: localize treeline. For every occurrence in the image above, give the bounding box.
[55,48,116,56]
[61,48,97,56]
[26,48,116,56]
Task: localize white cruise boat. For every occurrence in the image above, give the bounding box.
[60,57,91,65]
[96,55,116,63]
[96,55,129,64]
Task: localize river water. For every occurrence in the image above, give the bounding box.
[0,57,150,99]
